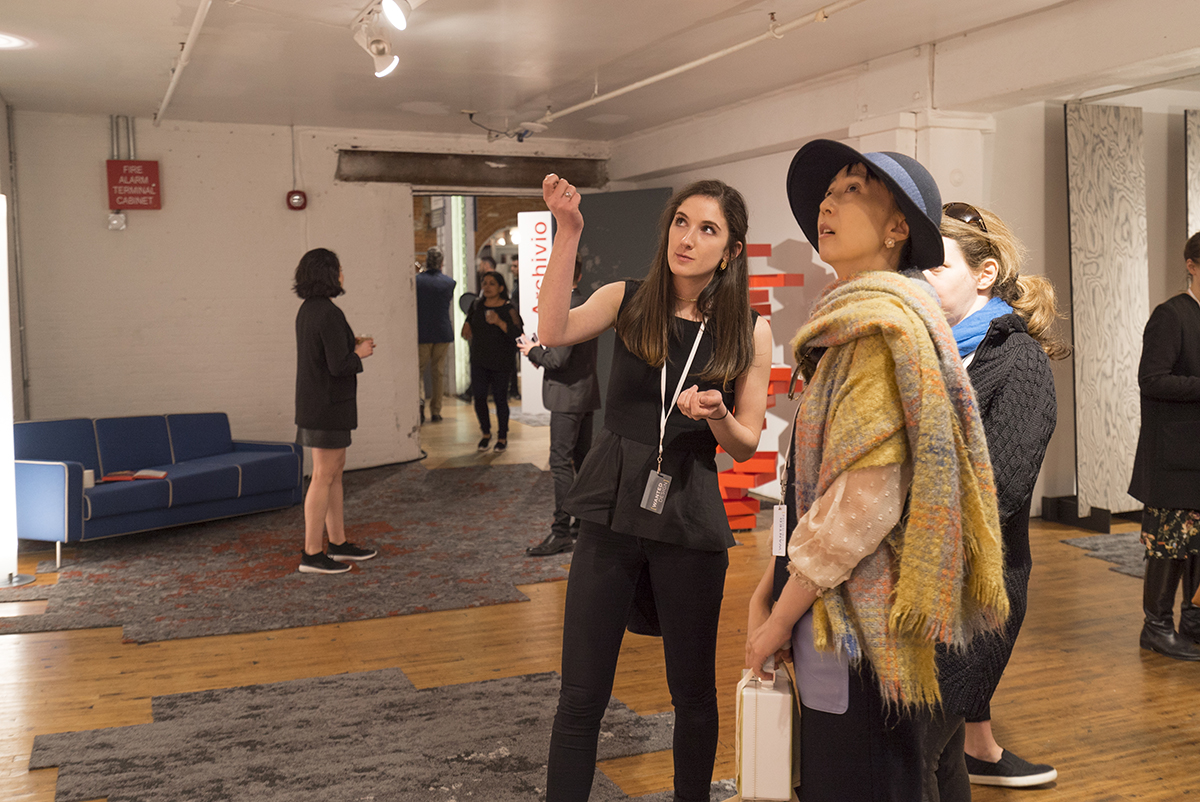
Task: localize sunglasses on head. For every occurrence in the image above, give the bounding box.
[942,202,988,233]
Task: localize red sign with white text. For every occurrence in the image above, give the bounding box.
[107,160,161,210]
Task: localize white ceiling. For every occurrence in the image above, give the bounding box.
[0,0,1197,143]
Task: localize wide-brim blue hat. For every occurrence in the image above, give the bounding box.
[786,139,944,269]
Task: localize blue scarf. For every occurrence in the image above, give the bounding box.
[953,296,1012,357]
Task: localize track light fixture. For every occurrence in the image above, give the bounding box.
[381,0,412,30]
[351,0,419,77]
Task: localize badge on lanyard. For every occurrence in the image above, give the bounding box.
[640,320,707,515]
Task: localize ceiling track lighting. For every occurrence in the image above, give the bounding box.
[351,0,423,77]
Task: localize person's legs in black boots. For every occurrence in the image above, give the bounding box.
[1140,556,1200,660]
[1178,554,1200,643]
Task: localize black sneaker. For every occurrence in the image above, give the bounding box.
[478,436,491,452]
[965,750,1057,787]
[494,440,507,453]
[327,541,378,562]
[298,550,352,574]
[526,534,574,556]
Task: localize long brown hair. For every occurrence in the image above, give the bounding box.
[615,180,755,385]
[941,209,1070,360]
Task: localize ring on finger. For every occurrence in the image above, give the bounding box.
[564,189,573,198]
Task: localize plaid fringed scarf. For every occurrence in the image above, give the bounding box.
[791,271,1008,708]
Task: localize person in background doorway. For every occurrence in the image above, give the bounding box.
[510,255,523,399]
[1129,232,1200,661]
[415,247,456,424]
[293,248,379,574]
[519,258,600,556]
[926,202,1067,790]
[477,255,496,294]
[462,270,523,453]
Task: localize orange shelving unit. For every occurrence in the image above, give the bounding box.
[718,258,804,531]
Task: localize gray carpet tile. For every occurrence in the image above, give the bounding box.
[5,463,570,643]
[29,668,725,802]
[1061,530,1144,579]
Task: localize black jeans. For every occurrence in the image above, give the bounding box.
[548,411,593,538]
[547,521,728,802]
[471,365,510,439]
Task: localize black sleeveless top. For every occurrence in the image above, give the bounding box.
[563,280,754,551]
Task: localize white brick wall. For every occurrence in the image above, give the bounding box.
[13,111,421,470]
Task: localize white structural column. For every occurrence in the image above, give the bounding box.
[847,111,995,208]
[0,195,31,588]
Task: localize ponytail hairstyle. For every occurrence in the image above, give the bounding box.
[940,208,1071,360]
[615,180,755,385]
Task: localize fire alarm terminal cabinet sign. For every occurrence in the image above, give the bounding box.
[107,160,161,210]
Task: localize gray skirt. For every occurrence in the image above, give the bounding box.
[296,427,351,449]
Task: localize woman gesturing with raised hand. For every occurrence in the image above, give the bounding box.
[538,173,772,802]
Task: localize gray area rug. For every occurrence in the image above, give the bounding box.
[4,463,569,643]
[30,668,734,802]
[1061,530,1145,578]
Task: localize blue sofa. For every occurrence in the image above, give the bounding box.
[15,413,302,565]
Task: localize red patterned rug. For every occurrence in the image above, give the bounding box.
[4,463,567,643]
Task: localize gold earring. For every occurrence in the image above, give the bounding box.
[885,238,895,249]
[719,258,728,271]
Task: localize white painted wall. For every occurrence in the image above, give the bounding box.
[11,111,420,470]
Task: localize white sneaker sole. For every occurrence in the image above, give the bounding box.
[329,553,377,562]
[968,767,1058,787]
[297,563,351,574]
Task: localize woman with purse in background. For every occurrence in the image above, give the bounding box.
[537,174,773,802]
[461,269,523,453]
[745,141,1008,801]
[1128,232,1200,661]
[925,202,1067,790]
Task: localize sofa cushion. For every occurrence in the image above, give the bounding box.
[15,418,101,473]
[197,451,300,496]
[95,416,173,475]
[85,479,171,520]
[166,413,233,461]
[147,461,241,507]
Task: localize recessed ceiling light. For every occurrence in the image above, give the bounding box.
[0,32,33,50]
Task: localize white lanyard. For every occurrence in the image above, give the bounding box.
[657,320,706,471]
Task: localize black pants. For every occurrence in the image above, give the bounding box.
[798,663,944,802]
[548,411,593,538]
[471,365,510,439]
[547,521,728,802]
[925,718,970,802]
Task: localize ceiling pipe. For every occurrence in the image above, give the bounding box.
[538,0,868,125]
[154,0,214,126]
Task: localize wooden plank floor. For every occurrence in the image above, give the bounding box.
[2,397,1197,800]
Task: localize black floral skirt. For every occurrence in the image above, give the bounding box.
[1141,506,1200,559]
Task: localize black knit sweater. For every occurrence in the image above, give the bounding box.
[967,313,1057,570]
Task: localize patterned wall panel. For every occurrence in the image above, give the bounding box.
[1187,110,1200,240]
[1065,103,1149,516]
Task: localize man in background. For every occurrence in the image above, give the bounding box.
[415,247,455,424]
[518,259,600,556]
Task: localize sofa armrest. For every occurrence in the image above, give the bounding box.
[16,460,84,543]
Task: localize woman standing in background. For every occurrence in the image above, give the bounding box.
[293,248,379,574]
[926,202,1066,789]
[462,270,523,453]
[1128,232,1200,661]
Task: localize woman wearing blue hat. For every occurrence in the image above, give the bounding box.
[745,141,1008,800]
